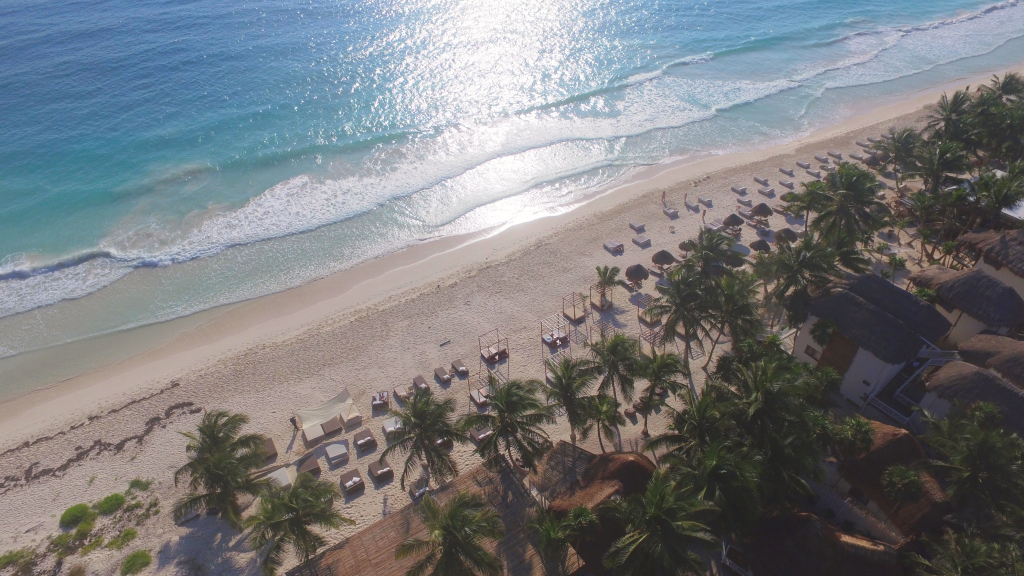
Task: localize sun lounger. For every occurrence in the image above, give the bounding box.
[731,186,747,194]
[321,416,343,436]
[434,367,452,383]
[263,437,278,460]
[604,240,624,253]
[394,384,414,402]
[369,459,394,482]
[822,165,835,172]
[850,153,865,161]
[685,200,699,211]
[878,181,889,190]
[624,407,636,418]
[739,209,754,219]
[796,161,811,169]
[806,169,822,178]
[648,266,663,277]
[705,218,725,232]
[383,417,403,437]
[862,148,875,156]
[354,428,377,451]
[268,467,293,489]
[779,167,795,177]
[413,374,429,391]
[856,140,870,148]
[470,389,489,407]
[867,137,880,144]
[757,187,775,197]
[737,197,753,207]
[814,155,829,164]
[372,391,389,409]
[827,151,842,160]
[299,456,321,476]
[436,437,454,449]
[698,196,712,207]
[451,359,468,375]
[470,426,494,443]
[411,479,431,500]
[779,180,794,189]
[339,405,362,428]
[325,442,349,465]
[482,343,508,363]
[663,207,678,218]
[339,469,364,495]
[754,177,769,186]
[881,133,892,140]
[632,235,651,248]
[302,424,324,445]
[629,222,645,233]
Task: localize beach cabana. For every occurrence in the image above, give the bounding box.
[908,266,1024,345]
[751,203,773,218]
[267,467,293,489]
[479,329,509,364]
[295,389,358,444]
[541,313,570,348]
[722,213,744,227]
[562,292,586,322]
[636,292,659,326]
[774,228,798,244]
[749,239,771,253]
[651,250,675,269]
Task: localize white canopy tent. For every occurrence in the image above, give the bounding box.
[295,390,361,443]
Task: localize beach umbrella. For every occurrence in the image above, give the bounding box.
[749,239,771,253]
[625,264,650,283]
[722,213,744,227]
[723,251,746,268]
[775,228,798,244]
[751,203,773,218]
[652,250,675,267]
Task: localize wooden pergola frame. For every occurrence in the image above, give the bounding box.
[562,292,587,323]
[588,318,613,344]
[639,323,666,357]
[636,293,661,326]
[479,329,509,364]
[544,348,572,383]
[590,283,613,310]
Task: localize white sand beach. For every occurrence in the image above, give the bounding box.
[1,66,1021,575]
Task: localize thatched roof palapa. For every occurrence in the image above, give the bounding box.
[926,361,1024,437]
[527,441,596,505]
[743,513,902,576]
[959,229,1024,278]
[842,421,950,537]
[651,250,675,267]
[909,267,1024,327]
[958,334,1024,390]
[625,264,649,283]
[751,203,774,217]
[841,274,952,344]
[749,239,771,253]
[723,213,745,227]
[809,290,928,364]
[775,228,798,243]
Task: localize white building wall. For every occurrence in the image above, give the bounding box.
[975,260,1024,302]
[942,310,989,346]
[840,349,904,407]
[793,315,821,365]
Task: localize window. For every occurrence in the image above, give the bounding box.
[862,380,872,387]
[804,345,820,360]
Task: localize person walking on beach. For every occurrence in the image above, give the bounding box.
[701,210,706,223]
[661,190,667,207]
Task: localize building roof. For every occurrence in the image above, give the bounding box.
[287,462,549,576]
[926,361,1024,437]
[842,421,950,537]
[809,290,931,365]
[909,267,1024,327]
[743,513,902,576]
[959,229,1024,278]
[958,334,1024,390]
[527,441,596,505]
[548,451,655,515]
[841,273,953,343]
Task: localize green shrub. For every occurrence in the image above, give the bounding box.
[0,548,35,570]
[68,565,86,576]
[73,519,95,541]
[127,478,152,493]
[80,537,104,556]
[107,529,137,551]
[59,504,92,528]
[96,493,127,515]
[120,551,152,575]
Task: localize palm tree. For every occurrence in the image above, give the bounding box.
[916,139,970,194]
[910,528,1003,576]
[830,416,874,474]
[769,237,841,327]
[650,267,715,392]
[881,464,923,516]
[671,440,762,535]
[172,410,268,529]
[636,351,686,436]
[679,229,736,282]
[588,334,640,405]
[586,394,625,453]
[971,169,1024,228]
[460,379,554,471]
[245,473,353,576]
[703,271,763,369]
[601,470,717,576]
[542,356,595,445]
[396,492,504,576]
[983,71,1024,100]
[872,127,921,191]
[809,163,885,246]
[789,181,831,233]
[645,386,727,465]
[595,265,629,309]
[528,506,598,575]
[380,390,467,489]
[887,254,907,284]
[926,90,974,145]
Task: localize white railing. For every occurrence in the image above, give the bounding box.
[809,482,905,545]
[868,397,910,425]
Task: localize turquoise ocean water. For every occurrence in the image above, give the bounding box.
[2,0,1024,375]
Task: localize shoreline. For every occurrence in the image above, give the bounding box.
[1,63,1022,446]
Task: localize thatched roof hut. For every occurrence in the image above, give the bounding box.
[750,239,771,253]
[775,228,799,243]
[809,290,929,365]
[959,229,1024,278]
[752,203,774,217]
[651,250,675,267]
[958,333,1024,390]
[842,421,950,537]
[909,267,1024,327]
[841,274,952,344]
[743,513,902,576]
[527,441,596,505]
[624,264,649,283]
[926,361,1024,437]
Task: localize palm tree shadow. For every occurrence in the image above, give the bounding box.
[481,461,538,575]
[158,515,257,575]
